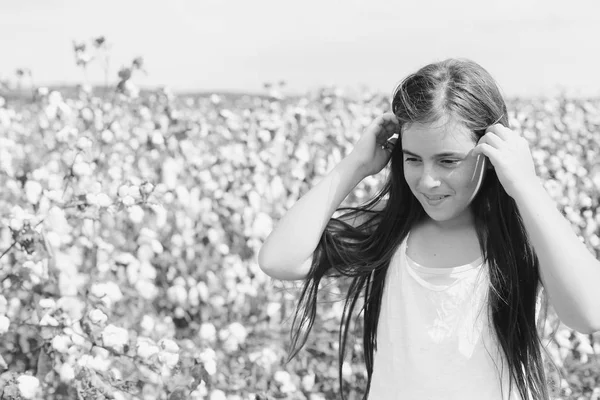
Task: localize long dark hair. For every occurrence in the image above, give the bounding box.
[285,58,559,399]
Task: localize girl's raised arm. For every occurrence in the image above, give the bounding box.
[257,113,399,281]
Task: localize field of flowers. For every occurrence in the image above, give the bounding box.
[1,72,600,399]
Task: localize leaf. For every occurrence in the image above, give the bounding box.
[36,346,53,383]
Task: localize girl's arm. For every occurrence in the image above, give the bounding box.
[258,155,367,281]
[474,123,600,334]
[512,181,600,334]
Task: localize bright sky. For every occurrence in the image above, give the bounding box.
[1,0,600,98]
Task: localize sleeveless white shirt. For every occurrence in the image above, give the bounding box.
[368,232,523,400]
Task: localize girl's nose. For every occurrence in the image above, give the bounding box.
[418,169,441,189]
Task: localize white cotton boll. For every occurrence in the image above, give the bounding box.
[0,295,7,315]
[0,315,10,334]
[162,157,180,189]
[39,298,56,309]
[76,136,93,150]
[140,315,155,332]
[252,212,273,239]
[95,193,112,208]
[39,313,59,326]
[128,205,145,224]
[209,389,227,400]
[17,375,40,399]
[590,235,600,248]
[52,334,72,353]
[196,281,209,302]
[203,358,217,375]
[59,363,75,382]
[302,372,316,391]
[198,348,216,369]
[274,370,292,386]
[89,309,108,325]
[280,381,297,394]
[138,261,157,280]
[122,195,135,206]
[188,286,200,307]
[136,337,160,360]
[45,206,71,234]
[151,131,164,146]
[266,302,281,319]
[78,354,93,368]
[101,324,129,352]
[117,184,129,198]
[342,361,352,378]
[135,280,158,300]
[159,338,179,353]
[25,180,43,204]
[158,350,179,368]
[127,185,141,199]
[90,282,123,308]
[72,161,92,176]
[101,129,114,143]
[191,381,209,399]
[167,285,188,305]
[228,322,247,344]
[140,182,154,195]
[199,322,217,342]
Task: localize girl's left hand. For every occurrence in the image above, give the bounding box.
[472,124,539,199]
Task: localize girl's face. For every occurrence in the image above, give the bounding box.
[402,116,486,230]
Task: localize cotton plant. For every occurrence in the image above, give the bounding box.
[2,70,600,399]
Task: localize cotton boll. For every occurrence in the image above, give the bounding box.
[227,322,247,344]
[101,324,129,352]
[136,337,160,360]
[52,334,72,353]
[0,295,6,315]
[89,309,108,325]
[59,363,75,382]
[39,298,56,309]
[302,372,316,391]
[39,313,59,327]
[140,315,155,333]
[17,375,40,399]
[0,315,10,334]
[209,389,227,400]
[128,205,145,224]
[199,323,217,343]
[25,180,43,204]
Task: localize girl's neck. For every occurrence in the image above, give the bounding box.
[422,214,476,234]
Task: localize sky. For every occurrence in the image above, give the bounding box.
[1,0,600,98]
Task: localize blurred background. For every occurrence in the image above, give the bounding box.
[1,1,600,400]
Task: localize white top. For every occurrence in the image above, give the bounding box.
[368,232,523,400]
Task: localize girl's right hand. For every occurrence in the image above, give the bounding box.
[348,112,401,177]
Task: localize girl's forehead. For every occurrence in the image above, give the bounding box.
[401,119,476,150]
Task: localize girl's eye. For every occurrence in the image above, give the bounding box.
[442,160,460,165]
[404,158,420,163]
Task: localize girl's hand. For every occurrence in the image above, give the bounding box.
[348,112,400,177]
[472,124,539,199]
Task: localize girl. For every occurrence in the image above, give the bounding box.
[257,58,600,399]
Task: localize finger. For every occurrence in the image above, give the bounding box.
[478,132,505,149]
[472,142,501,165]
[486,123,513,141]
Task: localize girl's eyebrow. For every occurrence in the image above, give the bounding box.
[402,149,467,158]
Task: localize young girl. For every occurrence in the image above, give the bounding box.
[257,58,600,399]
